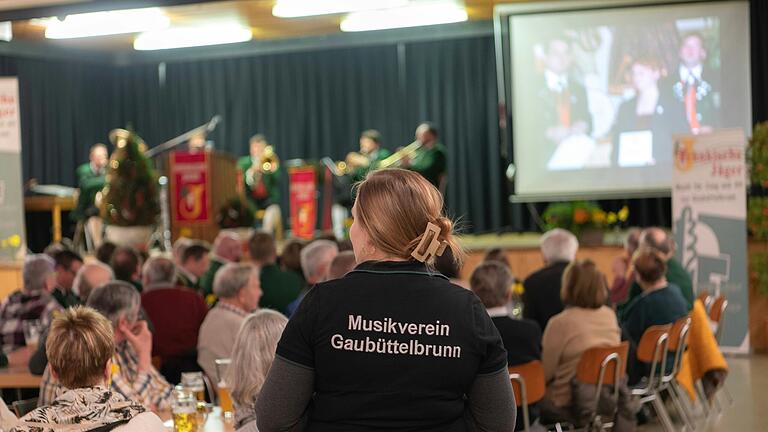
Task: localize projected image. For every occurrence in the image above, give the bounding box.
[531,19,720,171]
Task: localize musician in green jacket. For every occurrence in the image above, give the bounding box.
[236,134,282,233]
[71,144,108,223]
[403,122,447,188]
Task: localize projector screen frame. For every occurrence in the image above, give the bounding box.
[493,0,751,203]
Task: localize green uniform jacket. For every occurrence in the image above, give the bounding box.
[176,270,200,291]
[199,257,225,301]
[409,143,447,187]
[52,287,82,309]
[618,258,694,319]
[236,156,281,209]
[71,163,106,222]
[259,264,304,315]
[351,148,392,183]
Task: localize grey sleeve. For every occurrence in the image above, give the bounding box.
[467,368,516,432]
[256,355,315,432]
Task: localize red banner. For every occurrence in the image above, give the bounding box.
[171,151,209,223]
[289,166,317,240]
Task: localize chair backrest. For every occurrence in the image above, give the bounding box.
[508,360,546,407]
[667,316,692,353]
[576,342,629,387]
[696,291,711,310]
[709,296,727,324]
[636,324,672,390]
[12,397,38,417]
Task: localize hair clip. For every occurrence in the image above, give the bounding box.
[411,222,448,263]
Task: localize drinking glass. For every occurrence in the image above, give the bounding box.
[181,372,206,402]
[215,358,233,420]
[22,320,41,350]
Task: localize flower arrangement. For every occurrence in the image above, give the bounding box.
[542,201,629,235]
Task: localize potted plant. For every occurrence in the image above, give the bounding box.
[542,201,629,246]
[100,129,160,248]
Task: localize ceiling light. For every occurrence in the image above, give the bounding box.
[134,24,252,51]
[273,0,407,18]
[340,2,468,32]
[44,7,169,39]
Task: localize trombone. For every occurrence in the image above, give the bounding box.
[376,140,422,169]
[245,145,280,186]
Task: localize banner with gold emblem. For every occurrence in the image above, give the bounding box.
[171,151,210,223]
[289,166,317,239]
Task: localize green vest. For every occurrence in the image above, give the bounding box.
[409,143,447,187]
[236,156,281,209]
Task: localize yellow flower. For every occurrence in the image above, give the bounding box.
[606,212,618,224]
[591,209,606,224]
[513,282,524,296]
[618,206,629,222]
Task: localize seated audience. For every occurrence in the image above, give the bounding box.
[279,238,306,283]
[39,281,174,411]
[524,228,579,331]
[14,307,165,431]
[225,310,288,432]
[328,250,357,280]
[620,227,694,316]
[249,231,302,314]
[49,249,84,308]
[434,247,468,288]
[621,248,689,384]
[140,257,208,381]
[0,254,61,353]
[96,241,118,265]
[176,241,211,290]
[111,246,143,293]
[198,263,262,384]
[470,261,542,431]
[285,239,338,317]
[484,247,512,270]
[199,231,243,302]
[172,237,193,265]
[29,261,115,375]
[541,259,620,422]
[610,228,641,305]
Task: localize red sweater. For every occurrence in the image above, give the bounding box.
[141,285,208,359]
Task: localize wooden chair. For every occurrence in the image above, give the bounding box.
[662,316,696,430]
[631,324,674,432]
[508,360,546,432]
[11,397,38,417]
[696,291,712,313]
[708,296,728,343]
[574,342,629,430]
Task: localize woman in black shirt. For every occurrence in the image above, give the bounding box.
[257,169,515,431]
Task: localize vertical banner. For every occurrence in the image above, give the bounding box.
[0,78,26,261]
[289,166,317,240]
[171,151,210,224]
[672,129,747,351]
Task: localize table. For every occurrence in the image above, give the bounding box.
[0,366,41,389]
[24,195,76,243]
[160,407,235,432]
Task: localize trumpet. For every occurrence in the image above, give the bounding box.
[245,145,280,186]
[376,140,422,169]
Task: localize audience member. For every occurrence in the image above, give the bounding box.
[484,247,511,270]
[621,248,689,384]
[199,231,243,302]
[620,227,694,315]
[176,241,211,290]
[540,260,620,423]
[172,237,193,265]
[39,281,174,411]
[96,241,117,265]
[29,262,115,375]
[471,261,542,431]
[249,231,302,315]
[111,246,143,293]
[140,257,208,380]
[0,254,61,353]
[328,250,357,280]
[523,228,578,331]
[279,238,306,283]
[198,263,261,384]
[610,228,641,305]
[225,310,287,432]
[48,249,84,308]
[284,239,339,316]
[257,169,515,431]
[434,247,468,288]
[15,307,165,431]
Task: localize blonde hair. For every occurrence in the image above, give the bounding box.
[46,306,115,389]
[226,309,288,406]
[354,169,464,265]
[561,259,608,309]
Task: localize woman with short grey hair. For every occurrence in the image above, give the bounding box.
[225,310,288,432]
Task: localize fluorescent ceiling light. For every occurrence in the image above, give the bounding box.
[273,0,407,18]
[0,22,11,42]
[340,2,468,32]
[134,24,252,51]
[44,7,169,39]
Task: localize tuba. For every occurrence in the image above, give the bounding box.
[245,145,280,186]
[375,140,422,169]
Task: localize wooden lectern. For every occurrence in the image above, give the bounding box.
[167,151,237,243]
